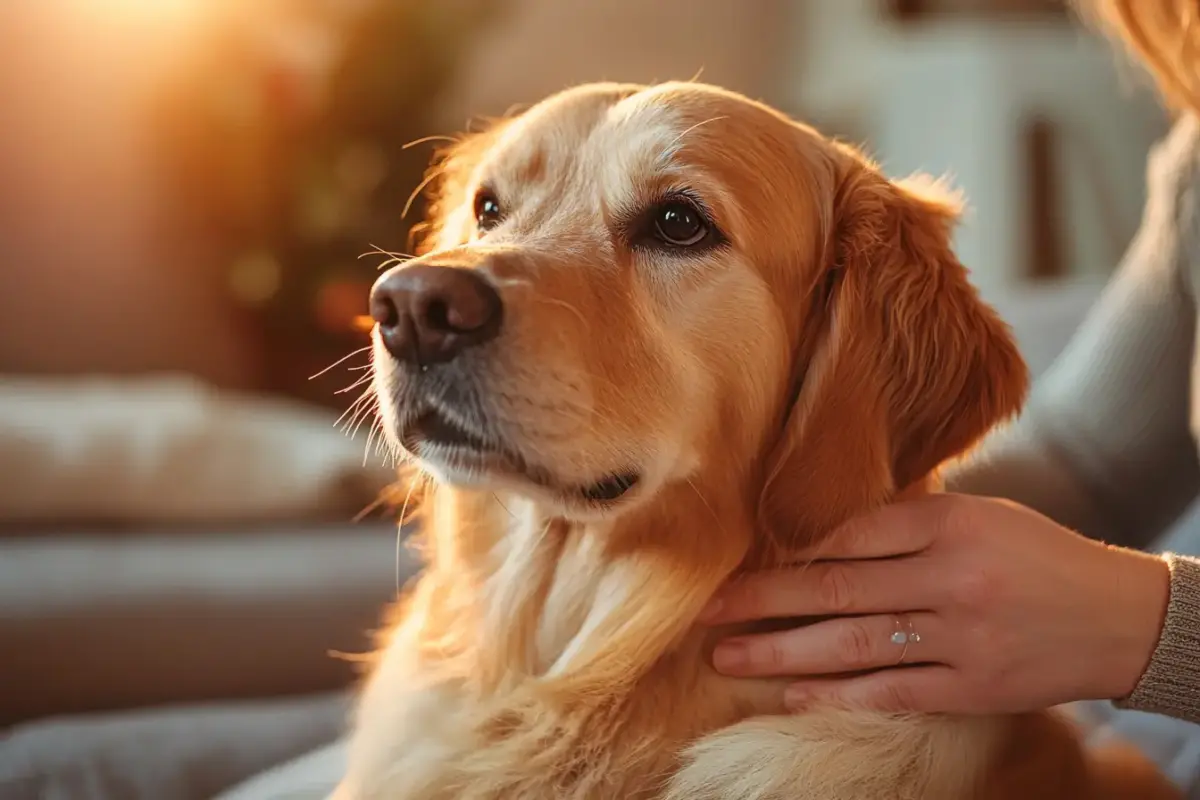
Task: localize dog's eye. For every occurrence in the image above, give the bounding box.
[653,201,707,247]
[474,190,502,232]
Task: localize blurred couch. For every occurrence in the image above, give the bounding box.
[0,277,1107,800]
[0,377,420,800]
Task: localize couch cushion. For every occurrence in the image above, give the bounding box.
[0,523,419,725]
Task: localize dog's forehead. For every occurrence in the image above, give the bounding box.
[493,92,684,184]
[471,84,812,251]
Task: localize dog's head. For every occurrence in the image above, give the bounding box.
[370,82,1027,548]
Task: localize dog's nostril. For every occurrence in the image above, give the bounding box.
[423,298,451,332]
[369,280,402,330]
[374,294,400,329]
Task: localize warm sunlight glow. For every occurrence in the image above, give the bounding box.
[88,0,207,28]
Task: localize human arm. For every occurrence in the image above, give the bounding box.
[946,116,1200,551]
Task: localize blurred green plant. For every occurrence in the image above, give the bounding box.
[156,0,498,402]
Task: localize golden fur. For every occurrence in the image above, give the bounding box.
[341,82,1179,799]
[1081,0,1200,114]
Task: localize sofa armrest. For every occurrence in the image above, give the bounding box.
[0,523,419,725]
[1,692,350,800]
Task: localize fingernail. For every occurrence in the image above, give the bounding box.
[712,641,747,673]
[698,598,723,623]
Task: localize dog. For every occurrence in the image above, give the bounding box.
[339,81,1179,799]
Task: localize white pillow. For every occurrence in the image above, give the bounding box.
[0,374,397,523]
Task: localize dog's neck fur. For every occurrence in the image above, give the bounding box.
[413,473,750,693]
[352,439,953,800]
[408,439,945,678]
[402,459,940,727]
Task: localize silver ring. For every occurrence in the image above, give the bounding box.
[890,614,921,664]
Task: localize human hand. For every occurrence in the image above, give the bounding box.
[702,494,1171,715]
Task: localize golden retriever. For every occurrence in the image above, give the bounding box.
[341,81,1179,799]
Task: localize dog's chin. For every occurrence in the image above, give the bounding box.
[391,406,644,519]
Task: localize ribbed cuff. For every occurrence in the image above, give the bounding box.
[1114,553,1200,724]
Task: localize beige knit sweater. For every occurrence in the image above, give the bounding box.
[948,115,1200,724]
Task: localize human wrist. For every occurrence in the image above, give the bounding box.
[1092,546,1170,701]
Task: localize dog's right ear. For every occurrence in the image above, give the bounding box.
[408,119,512,255]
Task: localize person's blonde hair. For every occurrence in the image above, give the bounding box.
[1082,0,1200,113]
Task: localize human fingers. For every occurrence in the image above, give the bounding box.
[700,556,941,625]
[783,664,960,714]
[797,499,944,561]
[711,612,942,678]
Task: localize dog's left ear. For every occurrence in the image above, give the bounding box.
[758,157,1029,550]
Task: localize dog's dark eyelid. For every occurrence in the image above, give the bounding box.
[619,192,728,253]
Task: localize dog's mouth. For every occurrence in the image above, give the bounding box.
[399,406,641,505]
[407,408,494,453]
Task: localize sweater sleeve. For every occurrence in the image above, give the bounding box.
[947,115,1200,551]
[1115,553,1200,722]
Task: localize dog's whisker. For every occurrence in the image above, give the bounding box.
[363,416,386,468]
[335,373,375,396]
[335,394,372,433]
[491,492,517,519]
[359,244,416,262]
[685,478,728,540]
[351,396,378,431]
[396,477,423,592]
[310,346,372,380]
[359,245,417,273]
[401,133,460,151]
[341,393,379,441]
[338,397,370,432]
[531,296,587,329]
[402,166,447,221]
[351,396,381,443]
[669,115,728,150]
[336,385,376,430]
[339,371,375,391]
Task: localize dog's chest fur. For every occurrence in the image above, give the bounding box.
[344,635,1006,800]
[339,499,1007,800]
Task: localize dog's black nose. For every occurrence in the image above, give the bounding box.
[369,264,503,365]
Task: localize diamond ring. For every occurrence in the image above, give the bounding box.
[890,614,921,665]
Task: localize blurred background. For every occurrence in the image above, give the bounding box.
[0,1,1172,798]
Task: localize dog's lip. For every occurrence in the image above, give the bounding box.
[405,407,493,453]
[396,403,641,506]
[399,403,535,475]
